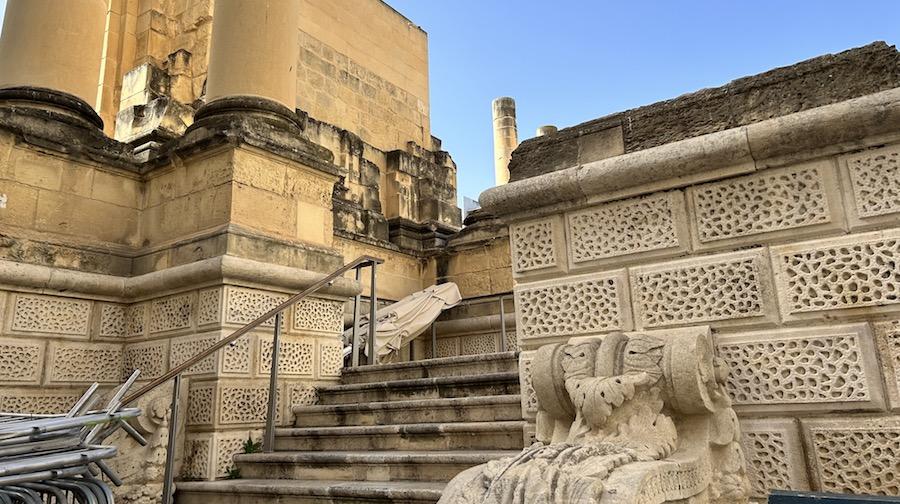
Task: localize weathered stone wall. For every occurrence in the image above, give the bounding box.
[485,84,900,498]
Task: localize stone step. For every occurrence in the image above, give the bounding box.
[274,420,526,451]
[315,372,520,405]
[234,450,518,482]
[292,394,522,427]
[340,351,518,384]
[176,479,444,504]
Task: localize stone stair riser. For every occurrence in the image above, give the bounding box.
[274,430,523,451]
[293,400,522,427]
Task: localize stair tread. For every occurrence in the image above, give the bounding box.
[293,394,521,414]
[319,371,519,393]
[342,352,517,375]
[235,449,520,464]
[277,420,525,436]
[178,479,445,497]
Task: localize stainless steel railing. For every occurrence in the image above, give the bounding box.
[119,255,383,504]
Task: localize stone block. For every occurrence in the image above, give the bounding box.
[0,181,38,228]
[123,339,169,381]
[97,303,127,339]
[433,337,460,358]
[514,270,632,346]
[519,350,537,420]
[771,229,900,321]
[739,418,810,497]
[292,297,343,334]
[459,333,499,356]
[801,416,900,495]
[7,293,92,338]
[47,341,123,384]
[90,170,141,208]
[183,430,257,480]
[0,337,45,384]
[631,248,777,330]
[197,287,224,327]
[59,162,94,198]
[12,149,64,190]
[148,291,196,335]
[839,143,900,230]
[216,380,280,427]
[169,331,251,377]
[688,160,846,249]
[566,190,690,269]
[317,339,343,378]
[230,183,297,240]
[509,215,567,277]
[0,387,86,415]
[34,190,139,246]
[224,286,288,329]
[126,303,148,338]
[873,320,900,410]
[256,334,314,377]
[716,323,885,414]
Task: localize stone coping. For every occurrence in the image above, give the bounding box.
[480,86,900,219]
[0,254,360,302]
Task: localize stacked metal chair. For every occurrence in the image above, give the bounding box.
[0,371,144,503]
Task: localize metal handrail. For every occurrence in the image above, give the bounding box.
[122,254,383,406]
[123,255,383,504]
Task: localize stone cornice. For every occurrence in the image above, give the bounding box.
[0,255,360,302]
[481,87,900,219]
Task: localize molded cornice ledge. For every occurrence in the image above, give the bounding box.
[0,255,361,301]
[480,87,900,218]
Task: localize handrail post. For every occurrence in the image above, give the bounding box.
[161,373,181,504]
[499,296,507,352]
[367,262,378,365]
[263,311,283,453]
[350,266,363,367]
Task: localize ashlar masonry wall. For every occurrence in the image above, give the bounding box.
[484,88,900,499]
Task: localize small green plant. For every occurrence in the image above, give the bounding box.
[242,435,262,454]
[225,466,242,480]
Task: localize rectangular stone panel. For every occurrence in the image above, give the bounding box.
[123,339,169,381]
[186,381,216,427]
[318,339,343,378]
[148,292,195,334]
[216,382,280,426]
[840,143,900,229]
[170,331,250,377]
[509,215,567,276]
[801,416,900,495]
[98,303,127,338]
[873,320,900,410]
[9,293,91,337]
[182,430,259,480]
[48,342,123,383]
[460,333,499,356]
[519,351,538,420]
[740,418,810,497]
[689,160,844,249]
[771,230,900,320]
[433,337,459,358]
[630,249,776,329]
[292,297,343,334]
[0,388,85,415]
[197,287,223,327]
[224,286,288,328]
[514,270,632,345]
[716,324,884,413]
[565,191,689,269]
[0,337,44,384]
[257,335,314,376]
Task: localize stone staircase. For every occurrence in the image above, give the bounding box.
[177,351,524,504]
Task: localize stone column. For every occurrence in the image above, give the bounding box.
[536,125,558,137]
[0,0,107,128]
[492,97,518,186]
[202,0,301,116]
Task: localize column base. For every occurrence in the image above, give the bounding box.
[0,86,104,130]
[192,95,305,131]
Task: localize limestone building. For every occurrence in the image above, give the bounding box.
[0,0,899,502]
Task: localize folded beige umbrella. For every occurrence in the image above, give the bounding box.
[343,282,462,363]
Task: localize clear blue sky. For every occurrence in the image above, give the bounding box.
[388,0,900,204]
[1,1,897,206]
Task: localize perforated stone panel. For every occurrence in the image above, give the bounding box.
[170,334,218,375]
[48,342,123,383]
[717,324,884,413]
[197,288,223,326]
[225,287,287,328]
[460,333,498,355]
[510,216,564,275]
[126,303,147,337]
[149,292,194,334]
[772,230,900,319]
[519,351,537,419]
[258,336,314,376]
[0,390,84,415]
[435,337,459,358]
[631,249,774,329]
[318,341,343,377]
[217,383,280,425]
[740,418,809,497]
[187,382,215,426]
[287,383,317,407]
[873,320,900,410]
[123,340,168,380]
[515,270,631,343]
[9,294,91,336]
[293,297,343,333]
[0,338,44,383]
[842,144,900,227]
[214,431,253,478]
[802,417,900,495]
[182,435,213,480]
[98,303,127,338]
[566,191,687,267]
[690,161,841,247]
